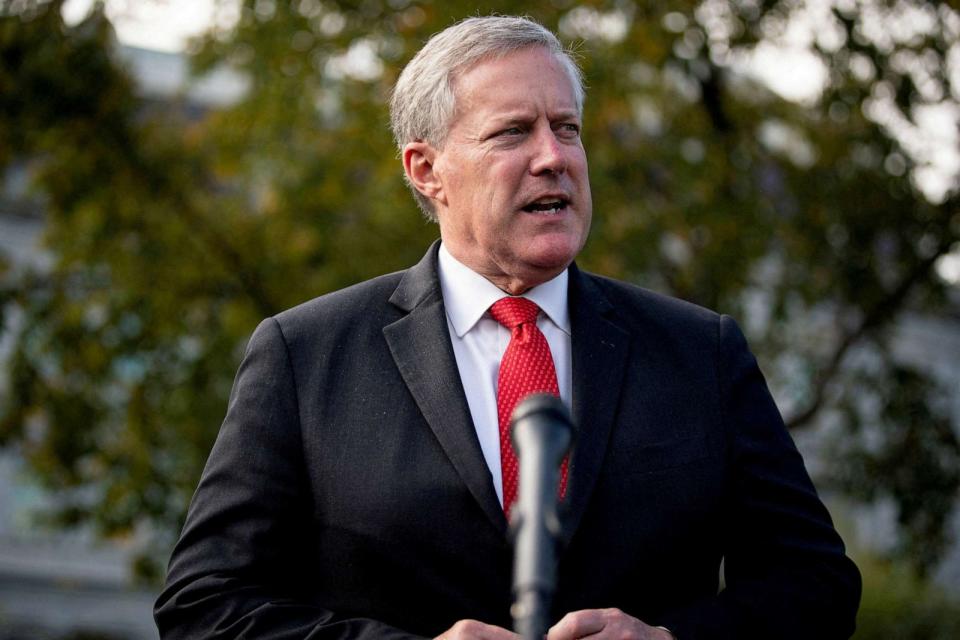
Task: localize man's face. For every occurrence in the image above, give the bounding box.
[427,46,592,293]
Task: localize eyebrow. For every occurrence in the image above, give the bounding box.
[488,108,581,124]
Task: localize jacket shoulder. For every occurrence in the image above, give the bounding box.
[579,270,722,332]
[270,269,407,342]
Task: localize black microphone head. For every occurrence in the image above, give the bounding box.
[510,393,570,428]
[510,394,574,457]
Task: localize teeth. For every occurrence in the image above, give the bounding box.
[524,200,566,213]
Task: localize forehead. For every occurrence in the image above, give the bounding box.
[451,47,578,118]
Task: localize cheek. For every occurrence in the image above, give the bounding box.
[486,156,525,185]
[570,148,589,174]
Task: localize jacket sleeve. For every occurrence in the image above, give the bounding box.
[154,317,426,640]
[659,315,861,640]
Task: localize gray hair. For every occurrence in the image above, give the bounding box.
[390,15,585,221]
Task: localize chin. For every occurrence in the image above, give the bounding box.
[524,234,585,268]
[517,249,579,279]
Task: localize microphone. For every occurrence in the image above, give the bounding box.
[509,393,575,640]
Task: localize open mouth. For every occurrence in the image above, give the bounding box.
[522,198,569,215]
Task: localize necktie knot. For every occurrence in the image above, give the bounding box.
[490,297,540,330]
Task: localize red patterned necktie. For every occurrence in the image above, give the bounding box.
[490,296,569,520]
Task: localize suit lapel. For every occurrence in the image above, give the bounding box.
[562,265,631,546]
[384,242,507,535]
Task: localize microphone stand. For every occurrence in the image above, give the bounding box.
[510,394,574,640]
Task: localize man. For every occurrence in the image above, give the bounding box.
[155,16,860,640]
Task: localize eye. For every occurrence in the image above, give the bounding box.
[556,122,580,137]
[499,127,524,136]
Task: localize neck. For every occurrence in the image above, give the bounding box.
[441,246,566,296]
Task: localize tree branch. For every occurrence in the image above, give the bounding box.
[168,189,281,319]
[785,235,956,430]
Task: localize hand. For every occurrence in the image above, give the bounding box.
[547,608,673,640]
[436,619,520,640]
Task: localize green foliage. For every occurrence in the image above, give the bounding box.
[854,553,960,639]
[0,0,958,581]
[828,362,960,576]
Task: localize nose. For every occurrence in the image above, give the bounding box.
[528,127,567,176]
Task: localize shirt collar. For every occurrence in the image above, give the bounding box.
[438,242,570,338]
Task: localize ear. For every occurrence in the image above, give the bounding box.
[403,141,446,206]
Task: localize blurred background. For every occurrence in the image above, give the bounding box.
[1,0,959,637]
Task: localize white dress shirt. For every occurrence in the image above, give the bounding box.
[437,243,572,505]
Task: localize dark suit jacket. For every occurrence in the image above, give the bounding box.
[155,242,860,639]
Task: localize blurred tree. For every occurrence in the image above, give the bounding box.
[851,550,960,639]
[0,0,958,580]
